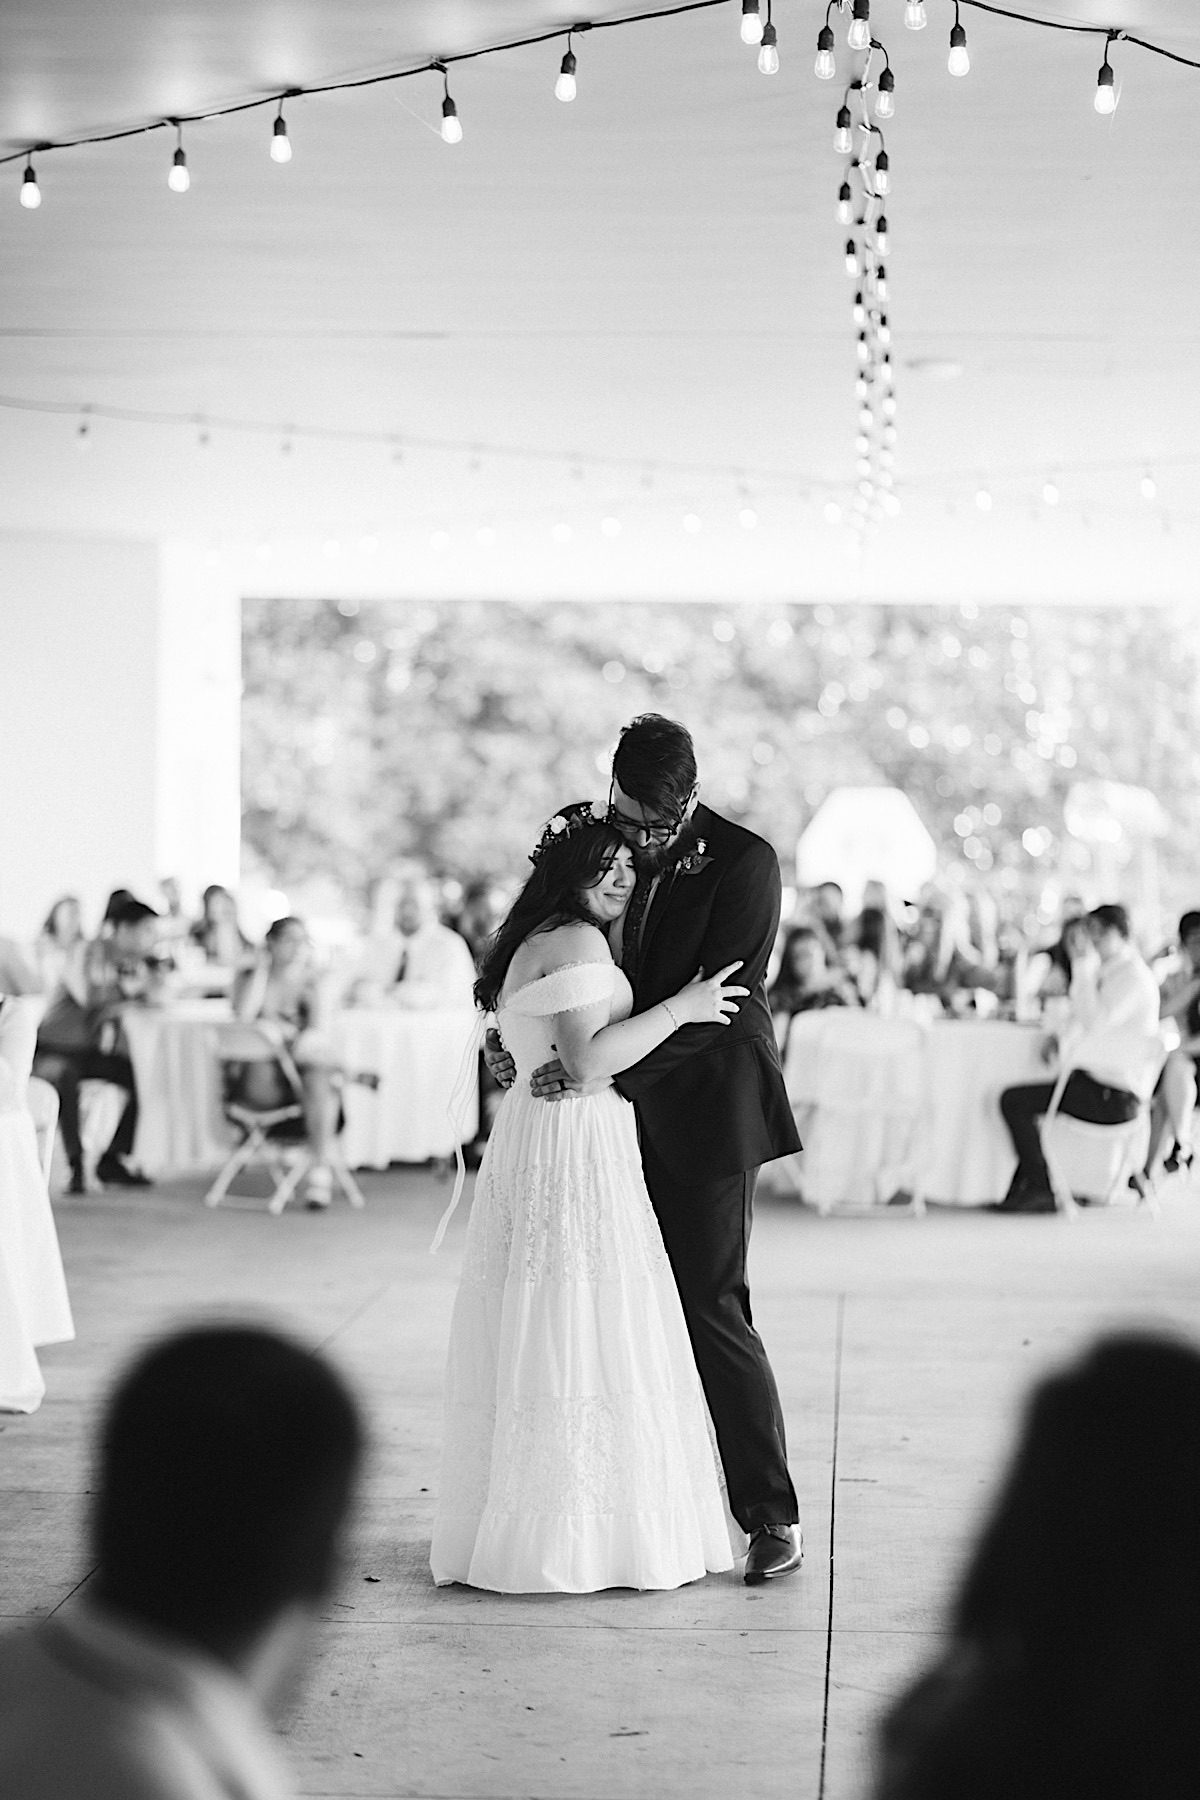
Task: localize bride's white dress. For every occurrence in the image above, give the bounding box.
[430,959,739,1593]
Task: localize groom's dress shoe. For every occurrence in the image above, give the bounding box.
[744,1523,803,1584]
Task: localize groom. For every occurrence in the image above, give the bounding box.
[488,714,803,1581]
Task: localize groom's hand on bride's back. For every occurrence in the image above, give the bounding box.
[484,1028,517,1088]
[529,1055,587,1101]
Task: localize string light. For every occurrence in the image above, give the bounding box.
[834,102,854,154]
[853,290,866,326]
[1095,34,1118,114]
[438,67,463,143]
[848,0,871,54]
[758,15,779,76]
[815,12,837,80]
[19,157,40,208]
[948,6,970,76]
[875,66,895,118]
[905,0,927,28]
[845,238,859,276]
[1042,480,1059,505]
[740,0,763,47]
[167,123,190,191]
[837,181,854,224]
[875,212,889,255]
[1140,471,1157,501]
[556,36,578,102]
[873,148,890,194]
[270,101,292,162]
[975,487,992,511]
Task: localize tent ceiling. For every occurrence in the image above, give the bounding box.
[0,0,1196,601]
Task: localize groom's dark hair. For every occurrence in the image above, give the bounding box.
[612,715,697,817]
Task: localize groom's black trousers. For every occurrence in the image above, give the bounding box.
[641,1137,799,1533]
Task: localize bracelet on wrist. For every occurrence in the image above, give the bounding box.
[662,999,681,1031]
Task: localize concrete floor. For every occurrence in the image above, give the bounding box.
[4,1164,1200,1800]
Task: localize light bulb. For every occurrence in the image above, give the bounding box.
[441,95,462,143]
[857,332,870,364]
[857,457,872,477]
[19,160,40,209]
[881,354,894,384]
[883,424,897,445]
[824,500,842,524]
[556,49,577,101]
[741,1,763,46]
[853,290,866,326]
[875,68,895,118]
[837,182,853,225]
[855,374,869,399]
[878,315,891,346]
[168,147,190,192]
[975,488,992,512]
[948,21,970,75]
[875,264,889,300]
[815,25,836,79]
[875,214,889,255]
[856,434,870,455]
[905,0,927,27]
[883,492,902,516]
[758,24,779,74]
[739,506,758,529]
[859,407,873,431]
[847,0,871,52]
[873,149,890,195]
[1042,481,1059,506]
[883,395,897,419]
[1140,473,1157,501]
[1094,61,1116,114]
[271,115,292,162]
[834,105,853,155]
[845,238,859,277]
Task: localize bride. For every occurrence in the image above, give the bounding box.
[431,800,748,1593]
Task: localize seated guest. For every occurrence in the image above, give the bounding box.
[811,881,848,959]
[34,899,166,1193]
[902,893,1002,1011]
[156,877,192,946]
[0,934,41,998]
[190,883,254,969]
[233,916,343,1209]
[1142,908,1200,1179]
[98,889,137,940]
[845,904,903,1008]
[993,903,1159,1213]
[872,1332,1200,1800]
[350,870,476,1011]
[1026,912,1089,1002]
[33,895,88,1001]
[768,925,856,1056]
[0,1322,364,1799]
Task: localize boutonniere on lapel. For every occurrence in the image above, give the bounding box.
[675,839,712,877]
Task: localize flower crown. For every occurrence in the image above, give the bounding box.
[529,800,607,866]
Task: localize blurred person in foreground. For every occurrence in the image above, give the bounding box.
[993,903,1159,1214]
[0,1322,364,1800]
[872,1332,1200,1800]
[233,916,344,1209]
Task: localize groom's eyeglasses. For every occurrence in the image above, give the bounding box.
[606,783,694,845]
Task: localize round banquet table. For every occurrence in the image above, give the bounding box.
[123,1001,234,1178]
[330,1008,480,1169]
[919,1019,1047,1206]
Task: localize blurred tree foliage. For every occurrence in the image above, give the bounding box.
[242,598,1200,922]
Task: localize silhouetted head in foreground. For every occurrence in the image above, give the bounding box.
[875,1332,1200,1800]
[92,1324,364,1694]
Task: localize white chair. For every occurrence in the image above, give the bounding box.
[25,1077,59,1188]
[1038,1028,1168,1220]
[204,1021,364,1215]
[787,1010,929,1215]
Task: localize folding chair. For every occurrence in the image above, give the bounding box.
[204,1021,365,1214]
[1038,1028,1168,1221]
[25,1075,59,1188]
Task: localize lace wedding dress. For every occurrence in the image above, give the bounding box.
[430,960,740,1592]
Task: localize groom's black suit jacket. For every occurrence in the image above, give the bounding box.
[612,803,802,1184]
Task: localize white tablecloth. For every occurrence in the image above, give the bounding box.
[921,1020,1046,1205]
[123,1002,234,1178]
[331,1008,480,1169]
[783,1009,1048,1207]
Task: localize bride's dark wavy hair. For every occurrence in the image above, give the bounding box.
[474,802,626,1014]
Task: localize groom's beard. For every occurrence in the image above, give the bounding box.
[632,820,700,877]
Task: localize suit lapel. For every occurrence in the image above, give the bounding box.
[638,804,712,970]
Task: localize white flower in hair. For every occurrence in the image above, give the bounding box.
[549,815,568,835]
